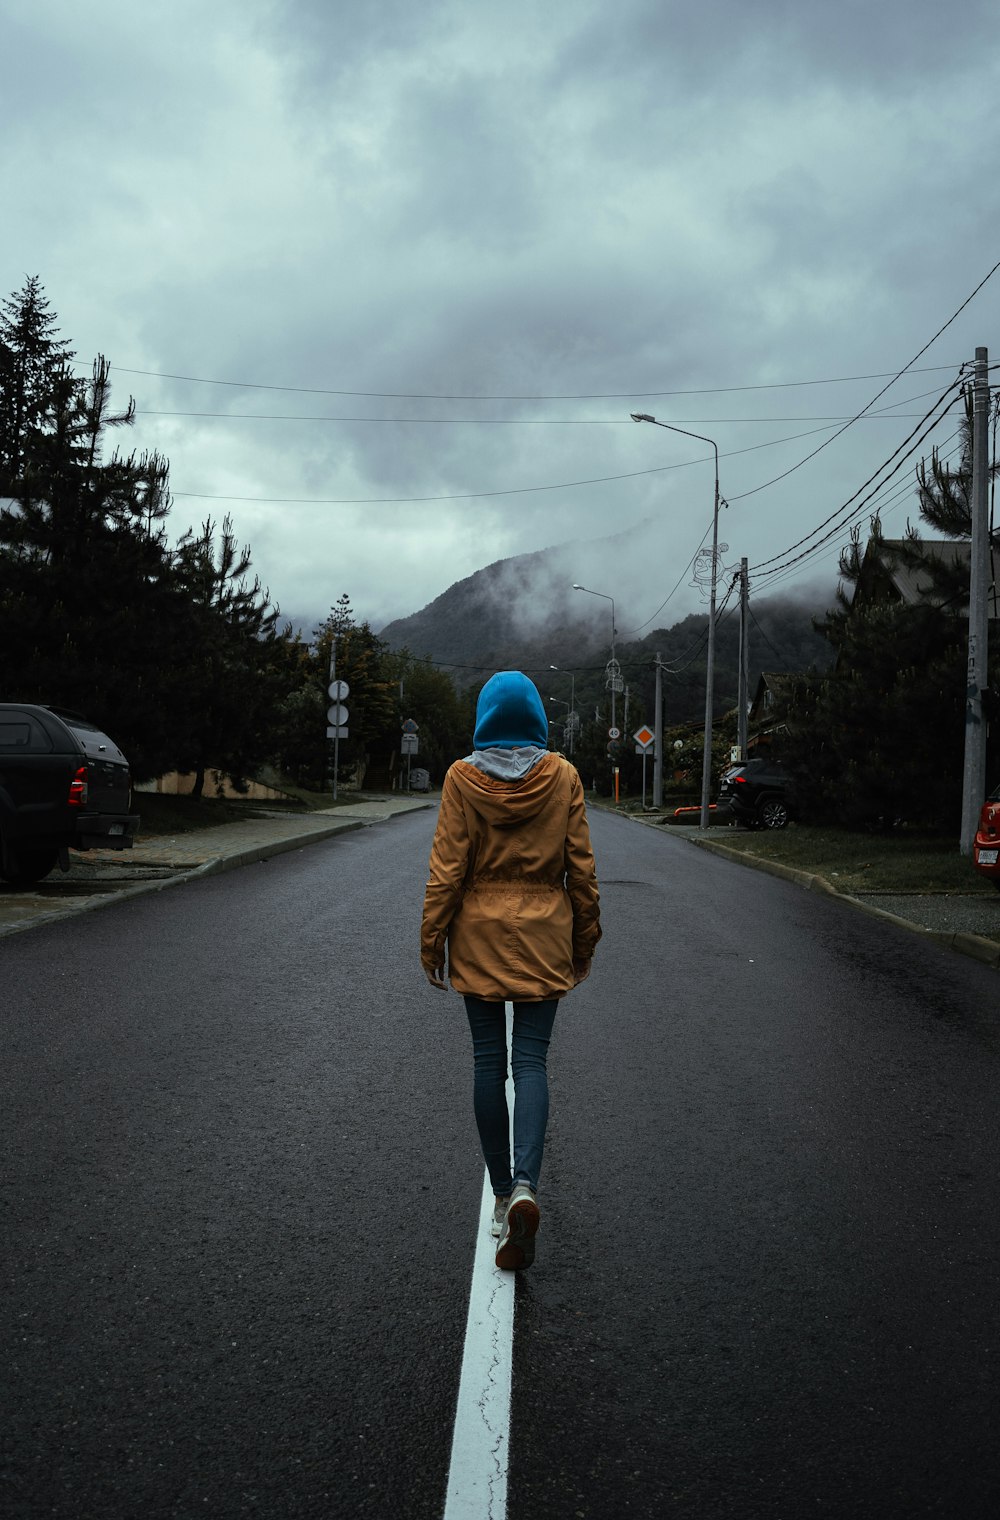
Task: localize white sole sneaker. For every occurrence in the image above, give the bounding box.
[490,1197,510,1238]
[495,1186,539,1270]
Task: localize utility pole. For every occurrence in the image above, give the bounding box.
[738,559,749,762]
[328,637,340,802]
[961,346,991,855]
[653,652,664,808]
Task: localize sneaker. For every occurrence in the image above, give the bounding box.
[490,1196,510,1238]
[495,1183,540,1270]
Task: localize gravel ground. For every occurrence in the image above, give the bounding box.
[854,892,1000,943]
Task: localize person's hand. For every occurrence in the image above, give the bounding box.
[572,959,591,985]
[425,964,448,991]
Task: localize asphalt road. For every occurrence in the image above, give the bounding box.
[3,808,999,1519]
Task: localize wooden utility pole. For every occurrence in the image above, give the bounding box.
[653,653,664,808]
[961,346,990,855]
[738,559,749,762]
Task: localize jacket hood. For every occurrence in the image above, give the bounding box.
[473,671,548,750]
[450,751,566,827]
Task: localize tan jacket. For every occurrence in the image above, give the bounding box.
[421,752,601,1000]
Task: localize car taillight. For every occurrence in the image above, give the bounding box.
[734,775,748,785]
[68,766,88,806]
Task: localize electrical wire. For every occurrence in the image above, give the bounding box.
[748,378,965,577]
[747,607,787,665]
[167,419,861,505]
[753,437,963,594]
[134,408,942,425]
[622,521,713,636]
[105,362,968,404]
[727,256,1000,503]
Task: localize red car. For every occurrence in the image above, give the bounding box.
[974,786,1000,888]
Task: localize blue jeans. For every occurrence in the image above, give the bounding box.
[464,997,558,1196]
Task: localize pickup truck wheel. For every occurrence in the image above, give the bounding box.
[757,797,789,830]
[0,843,60,885]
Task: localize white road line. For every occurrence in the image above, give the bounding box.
[443,1006,516,1520]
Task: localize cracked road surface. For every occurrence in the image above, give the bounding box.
[3,809,1000,1518]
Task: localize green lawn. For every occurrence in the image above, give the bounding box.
[132,786,343,838]
[686,822,994,895]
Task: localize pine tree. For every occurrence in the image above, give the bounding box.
[0,275,76,494]
[170,516,282,797]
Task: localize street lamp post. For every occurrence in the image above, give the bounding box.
[549,664,576,757]
[547,696,572,754]
[631,412,721,831]
[572,584,618,734]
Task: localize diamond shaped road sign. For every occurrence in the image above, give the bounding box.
[633,725,655,749]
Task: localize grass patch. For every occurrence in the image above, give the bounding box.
[706,823,994,895]
[132,785,349,838]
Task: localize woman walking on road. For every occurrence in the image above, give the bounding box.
[421,671,601,1270]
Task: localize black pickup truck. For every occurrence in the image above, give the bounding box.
[0,703,140,885]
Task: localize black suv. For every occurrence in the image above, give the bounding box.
[716,757,793,829]
[0,703,139,884]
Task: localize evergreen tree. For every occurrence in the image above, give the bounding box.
[170,516,282,797]
[914,387,982,540]
[382,650,469,779]
[0,275,76,494]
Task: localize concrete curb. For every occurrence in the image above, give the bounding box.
[620,812,1000,972]
[0,809,424,940]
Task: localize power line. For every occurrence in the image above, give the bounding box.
[727,256,1000,504]
[135,408,941,425]
[167,419,870,505]
[622,521,713,636]
[747,607,787,664]
[107,362,967,404]
[754,435,965,600]
[748,378,965,577]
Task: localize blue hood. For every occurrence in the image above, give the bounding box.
[472,671,549,751]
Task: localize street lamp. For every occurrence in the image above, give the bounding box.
[572,584,619,736]
[631,412,721,831]
[547,696,575,757]
[549,664,576,756]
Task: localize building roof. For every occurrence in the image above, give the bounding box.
[853,537,970,609]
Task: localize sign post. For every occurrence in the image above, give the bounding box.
[633,725,655,809]
[326,647,349,800]
[401,719,419,791]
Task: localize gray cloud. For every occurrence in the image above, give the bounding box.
[1,0,995,641]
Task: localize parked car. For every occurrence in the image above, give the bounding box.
[716,757,793,829]
[973,785,1000,889]
[0,703,139,885]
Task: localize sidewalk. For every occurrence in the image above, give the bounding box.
[0,794,432,939]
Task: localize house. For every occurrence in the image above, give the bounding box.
[747,672,795,751]
[849,536,973,614]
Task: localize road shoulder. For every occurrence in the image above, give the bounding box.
[0,795,432,939]
[619,811,1000,970]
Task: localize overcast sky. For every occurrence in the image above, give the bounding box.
[3,0,998,641]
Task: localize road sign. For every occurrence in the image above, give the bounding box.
[326,726,349,739]
[402,718,419,734]
[327,703,349,726]
[608,726,621,740]
[633,725,655,748]
[328,679,349,700]
[401,733,419,755]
